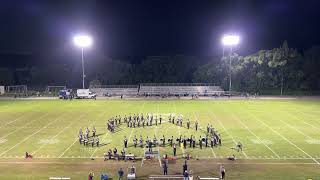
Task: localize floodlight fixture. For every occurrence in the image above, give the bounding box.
[72,34,93,88]
[221,34,240,92]
[73,35,93,48]
[222,35,240,46]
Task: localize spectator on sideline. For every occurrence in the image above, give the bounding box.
[220,165,226,179]
[130,165,135,174]
[183,170,189,180]
[118,168,124,180]
[100,173,108,180]
[183,160,188,174]
[88,172,94,180]
[163,162,168,175]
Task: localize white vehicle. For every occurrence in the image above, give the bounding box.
[76,89,96,99]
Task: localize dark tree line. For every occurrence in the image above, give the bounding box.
[0,41,320,94]
[193,41,320,94]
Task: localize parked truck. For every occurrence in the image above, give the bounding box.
[76,89,96,99]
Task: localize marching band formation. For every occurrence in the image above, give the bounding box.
[78,113,225,160]
[78,127,100,147]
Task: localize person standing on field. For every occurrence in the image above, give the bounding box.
[195,121,198,131]
[163,162,168,175]
[124,136,128,148]
[118,168,124,180]
[220,165,226,179]
[183,160,188,174]
[88,172,94,180]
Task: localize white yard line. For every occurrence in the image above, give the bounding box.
[173,101,186,157]
[0,112,31,129]
[92,101,146,158]
[0,112,66,157]
[301,121,320,132]
[193,111,217,158]
[32,113,87,155]
[90,131,109,158]
[128,101,146,149]
[208,110,249,159]
[0,112,50,140]
[58,112,104,158]
[246,112,320,166]
[89,121,111,158]
[155,102,162,167]
[89,104,120,158]
[288,111,320,132]
[274,116,314,140]
[231,115,280,159]
[58,139,78,158]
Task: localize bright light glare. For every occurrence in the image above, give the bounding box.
[222,35,240,46]
[73,35,92,48]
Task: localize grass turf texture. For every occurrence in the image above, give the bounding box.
[0,99,319,179]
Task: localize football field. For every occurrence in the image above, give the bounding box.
[0,98,319,179]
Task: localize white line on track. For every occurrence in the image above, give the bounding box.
[208,110,249,159]
[0,112,66,157]
[247,112,320,166]
[231,115,280,159]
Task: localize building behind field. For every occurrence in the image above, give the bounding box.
[0,86,4,95]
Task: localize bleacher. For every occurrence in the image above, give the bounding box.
[139,83,224,96]
[90,83,224,97]
[90,85,139,96]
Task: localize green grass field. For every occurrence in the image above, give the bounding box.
[0,99,320,179]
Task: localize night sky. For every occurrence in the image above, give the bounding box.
[1,0,320,59]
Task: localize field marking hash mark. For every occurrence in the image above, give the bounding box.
[246,111,320,166]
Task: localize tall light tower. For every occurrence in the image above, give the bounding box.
[222,34,240,92]
[73,35,93,89]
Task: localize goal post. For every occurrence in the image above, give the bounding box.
[5,85,27,94]
[46,86,67,96]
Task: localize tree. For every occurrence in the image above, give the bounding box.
[266,41,299,95]
[302,46,320,90]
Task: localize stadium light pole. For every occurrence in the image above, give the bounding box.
[73,35,93,89]
[222,34,240,92]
